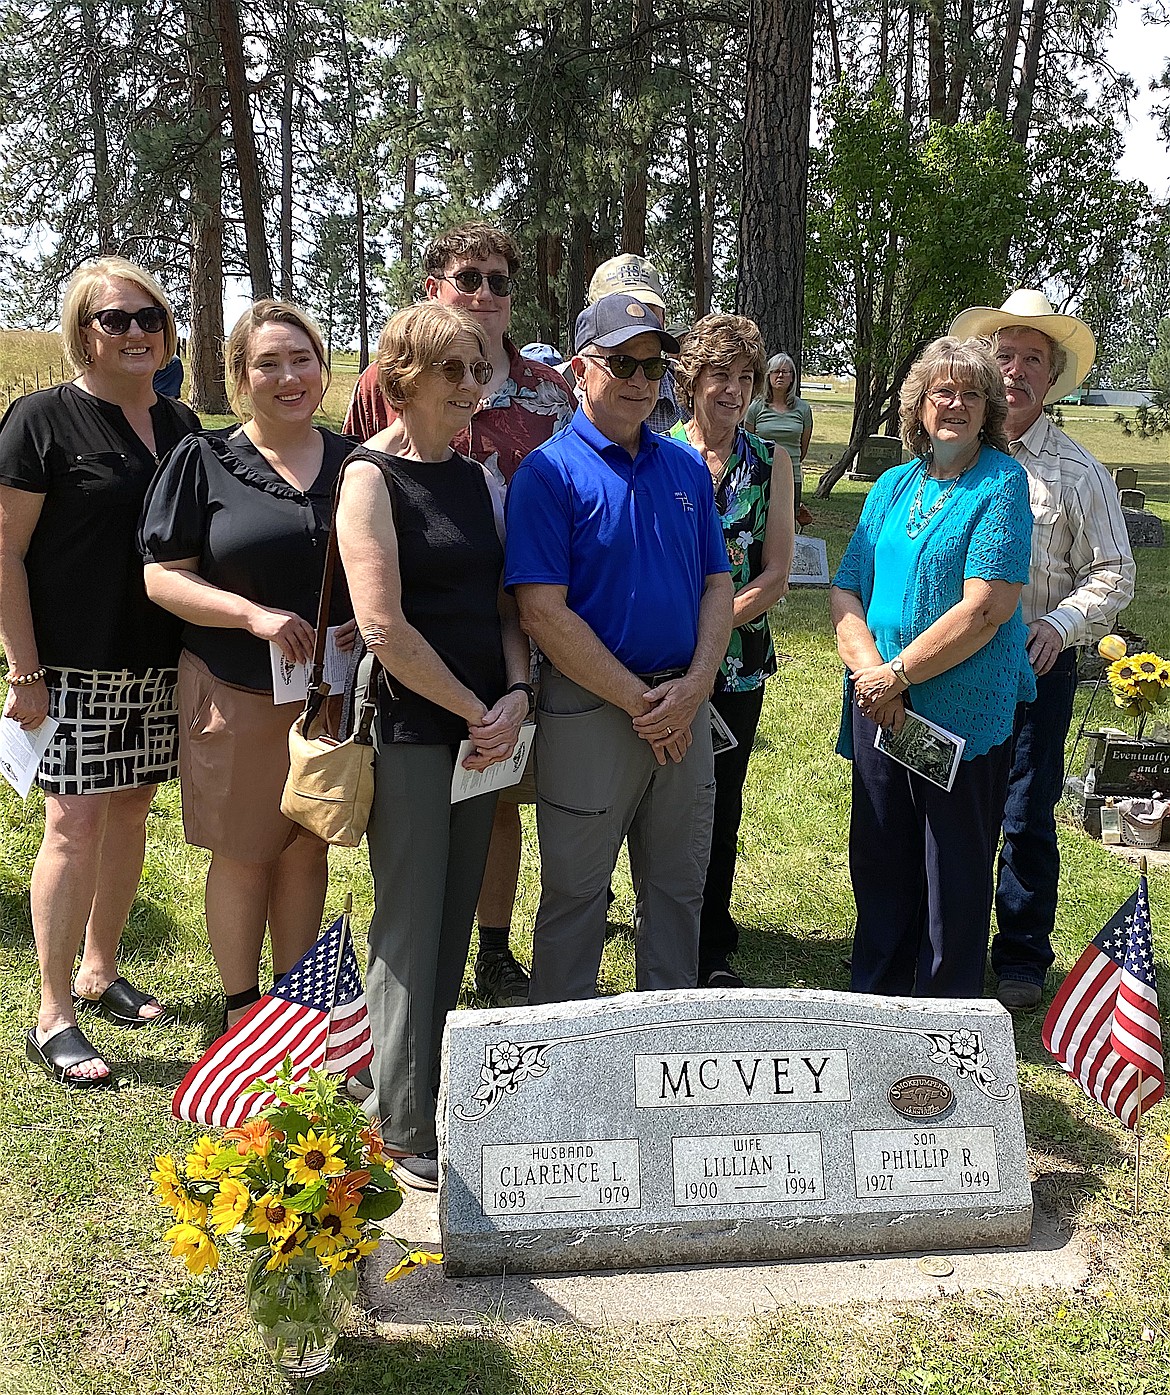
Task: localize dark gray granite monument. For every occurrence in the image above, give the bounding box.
[437,989,1032,1276]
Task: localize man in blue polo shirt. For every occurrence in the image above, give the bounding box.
[505,292,733,1003]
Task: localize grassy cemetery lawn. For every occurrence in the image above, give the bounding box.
[1,337,1169,1390]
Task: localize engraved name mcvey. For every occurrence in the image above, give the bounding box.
[633,1050,850,1106]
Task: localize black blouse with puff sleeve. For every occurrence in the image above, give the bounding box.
[0,383,201,672]
[139,426,355,692]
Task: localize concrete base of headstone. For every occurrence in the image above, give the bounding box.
[1122,508,1165,548]
[438,989,1032,1277]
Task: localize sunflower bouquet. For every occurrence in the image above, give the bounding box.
[151,1063,439,1373]
[1099,636,1170,737]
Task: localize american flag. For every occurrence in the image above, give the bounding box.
[1042,874,1164,1131]
[172,912,374,1127]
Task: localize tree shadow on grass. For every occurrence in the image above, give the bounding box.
[316,1329,524,1395]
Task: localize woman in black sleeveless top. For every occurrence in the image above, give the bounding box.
[335,303,530,1189]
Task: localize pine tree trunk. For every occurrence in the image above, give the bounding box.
[678,25,706,320]
[279,0,295,301]
[925,0,947,121]
[1011,0,1048,144]
[903,4,916,124]
[82,0,113,251]
[214,0,273,300]
[402,80,417,265]
[619,0,652,254]
[735,0,814,364]
[824,0,843,85]
[187,0,228,415]
[994,0,1025,116]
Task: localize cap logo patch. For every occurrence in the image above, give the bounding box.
[626,302,647,317]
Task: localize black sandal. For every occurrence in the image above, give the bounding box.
[25,1026,113,1088]
[72,976,170,1029]
[217,985,262,1038]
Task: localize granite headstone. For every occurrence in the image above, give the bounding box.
[438,989,1032,1276]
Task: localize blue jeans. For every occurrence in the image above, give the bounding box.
[991,649,1077,988]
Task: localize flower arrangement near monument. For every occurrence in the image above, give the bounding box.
[150,1063,440,1375]
[1099,635,1170,738]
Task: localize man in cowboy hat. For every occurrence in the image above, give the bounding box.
[949,289,1135,1010]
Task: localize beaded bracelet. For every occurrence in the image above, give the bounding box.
[9,667,46,686]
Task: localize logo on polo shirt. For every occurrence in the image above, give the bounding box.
[674,491,693,512]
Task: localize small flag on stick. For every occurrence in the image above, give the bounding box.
[1042,868,1164,1131]
[172,908,373,1128]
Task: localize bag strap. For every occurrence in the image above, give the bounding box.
[302,448,386,742]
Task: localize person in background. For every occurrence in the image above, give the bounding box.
[830,336,1035,1000]
[585,254,683,433]
[0,256,199,1086]
[141,301,356,1032]
[344,223,573,1011]
[948,290,1136,1010]
[520,342,563,368]
[152,354,183,400]
[745,353,813,509]
[335,301,529,1189]
[670,315,794,989]
[506,293,733,1004]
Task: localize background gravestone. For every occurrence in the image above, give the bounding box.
[438,989,1032,1276]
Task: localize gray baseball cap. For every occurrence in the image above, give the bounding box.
[573,293,680,355]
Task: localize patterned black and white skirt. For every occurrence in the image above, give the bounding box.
[38,667,179,795]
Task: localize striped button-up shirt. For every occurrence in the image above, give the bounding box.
[1011,413,1135,647]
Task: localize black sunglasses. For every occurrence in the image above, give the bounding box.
[432,358,493,386]
[89,306,168,335]
[582,352,669,381]
[438,269,514,297]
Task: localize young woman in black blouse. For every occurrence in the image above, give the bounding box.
[335,302,529,1190]
[0,256,199,1087]
[141,302,355,1033]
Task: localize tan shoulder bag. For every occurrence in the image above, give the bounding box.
[280,459,376,846]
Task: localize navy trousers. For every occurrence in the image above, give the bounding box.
[849,702,1012,998]
[991,649,1077,988]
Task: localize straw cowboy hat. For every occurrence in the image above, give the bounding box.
[948,289,1097,405]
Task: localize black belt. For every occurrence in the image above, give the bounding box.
[634,668,687,686]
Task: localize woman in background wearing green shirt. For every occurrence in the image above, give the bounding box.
[745,353,813,508]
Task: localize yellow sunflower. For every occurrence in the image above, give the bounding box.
[164,1221,219,1275]
[1129,652,1162,678]
[151,1155,182,1207]
[306,1201,363,1257]
[384,1247,443,1283]
[151,1156,202,1221]
[319,1235,379,1276]
[249,1192,301,1243]
[286,1129,346,1187]
[185,1136,227,1181]
[1108,658,1141,698]
[265,1226,307,1272]
[208,1176,252,1235]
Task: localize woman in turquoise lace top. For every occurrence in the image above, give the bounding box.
[829,336,1035,999]
[671,314,793,989]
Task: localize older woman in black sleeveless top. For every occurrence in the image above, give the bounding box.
[335,302,530,1190]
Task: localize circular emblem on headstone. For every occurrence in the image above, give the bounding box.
[887,1075,954,1120]
[625,302,647,317]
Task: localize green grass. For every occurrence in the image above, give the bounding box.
[1,330,1170,1391]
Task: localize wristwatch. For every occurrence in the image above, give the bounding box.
[890,655,911,689]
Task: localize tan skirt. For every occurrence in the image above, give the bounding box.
[178,650,322,863]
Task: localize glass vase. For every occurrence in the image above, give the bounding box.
[245,1251,358,1378]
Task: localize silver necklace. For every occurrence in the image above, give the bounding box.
[906,457,973,539]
